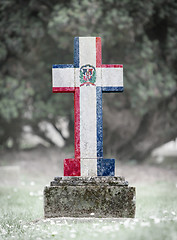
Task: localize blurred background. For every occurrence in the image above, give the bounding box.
[1,2,177,237]
[0,0,177,164]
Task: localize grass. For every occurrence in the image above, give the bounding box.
[0,179,177,240]
[0,148,177,240]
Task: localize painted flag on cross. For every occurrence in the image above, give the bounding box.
[52,37,123,177]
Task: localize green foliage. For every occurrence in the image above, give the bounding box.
[0,0,176,149]
[0,77,34,121]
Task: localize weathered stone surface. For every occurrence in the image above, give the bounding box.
[52,37,124,176]
[51,176,128,186]
[44,177,136,218]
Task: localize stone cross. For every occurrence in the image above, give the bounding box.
[52,37,123,177]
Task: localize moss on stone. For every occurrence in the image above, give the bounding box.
[44,177,136,218]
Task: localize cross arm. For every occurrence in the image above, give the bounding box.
[101,64,123,92]
[52,64,75,93]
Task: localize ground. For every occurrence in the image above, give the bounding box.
[0,147,177,240]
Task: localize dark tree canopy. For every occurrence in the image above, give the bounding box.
[0,0,177,161]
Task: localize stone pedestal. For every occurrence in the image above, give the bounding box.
[44,177,136,218]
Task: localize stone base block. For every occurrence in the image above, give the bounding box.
[44,177,136,218]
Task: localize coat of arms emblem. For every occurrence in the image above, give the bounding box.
[80,64,96,86]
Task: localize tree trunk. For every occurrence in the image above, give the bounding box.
[103,90,177,161]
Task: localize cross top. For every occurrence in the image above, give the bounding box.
[52,37,123,177]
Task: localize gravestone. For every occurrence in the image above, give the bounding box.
[44,37,136,218]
